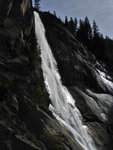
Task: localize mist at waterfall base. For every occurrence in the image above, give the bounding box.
[34,11,97,150]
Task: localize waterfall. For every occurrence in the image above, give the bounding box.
[34,11,97,150]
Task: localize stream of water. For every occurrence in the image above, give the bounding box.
[34,11,97,150]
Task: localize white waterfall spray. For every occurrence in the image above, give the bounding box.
[34,11,97,150]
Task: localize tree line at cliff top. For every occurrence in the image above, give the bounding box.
[64,16,113,65]
[52,10,113,66]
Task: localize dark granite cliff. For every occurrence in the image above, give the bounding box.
[0,1,87,150]
[1,1,113,150]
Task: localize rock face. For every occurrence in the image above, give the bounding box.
[0,0,31,21]
[0,1,88,150]
[40,12,113,150]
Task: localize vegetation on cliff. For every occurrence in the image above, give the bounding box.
[64,16,113,66]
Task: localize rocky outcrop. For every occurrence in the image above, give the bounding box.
[0,0,31,17]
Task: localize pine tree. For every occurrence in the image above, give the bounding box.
[84,17,92,40]
[74,17,78,33]
[65,16,68,27]
[77,19,84,41]
[54,11,56,17]
[92,20,100,39]
[76,17,92,50]
[34,0,40,9]
[69,17,75,33]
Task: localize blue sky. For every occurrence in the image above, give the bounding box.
[39,0,113,39]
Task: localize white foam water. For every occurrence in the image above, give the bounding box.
[34,11,97,150]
